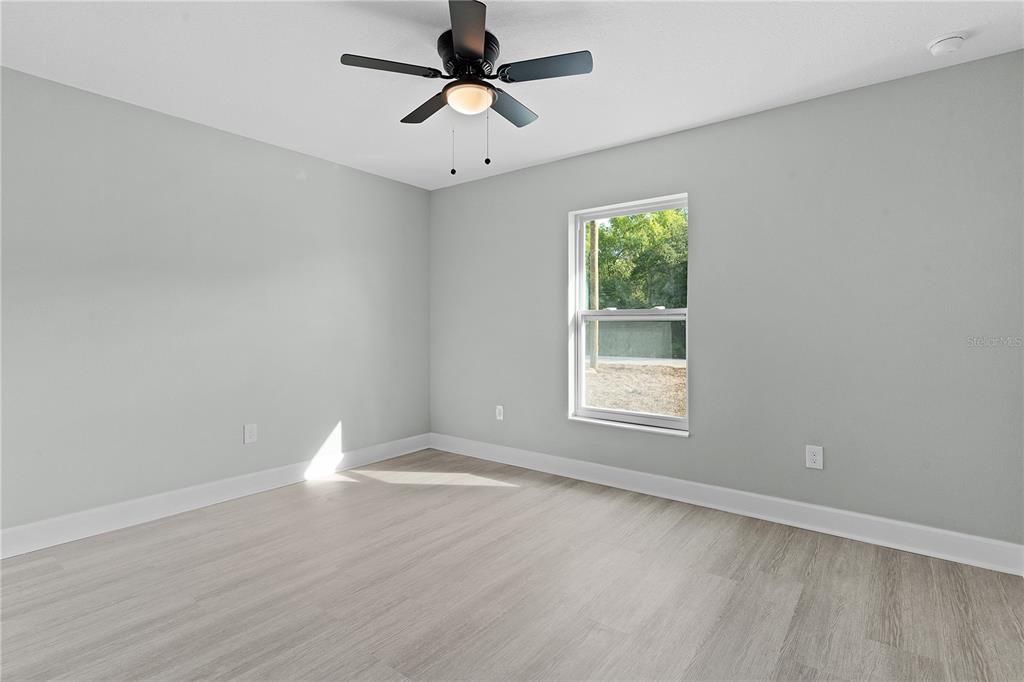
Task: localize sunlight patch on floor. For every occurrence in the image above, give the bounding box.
[307,472,359,483]
[356,470,518,487]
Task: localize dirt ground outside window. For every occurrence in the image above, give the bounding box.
[584,363,687,417]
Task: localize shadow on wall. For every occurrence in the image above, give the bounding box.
[303,421,518,487]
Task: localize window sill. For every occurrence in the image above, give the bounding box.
[569,415,690,438]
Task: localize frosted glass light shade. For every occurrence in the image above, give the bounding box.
[445,82,495,115]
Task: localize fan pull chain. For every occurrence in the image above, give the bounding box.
[450,129,457,175]
[484,109,491,165]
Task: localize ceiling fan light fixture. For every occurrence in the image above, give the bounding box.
[444,81,495,115]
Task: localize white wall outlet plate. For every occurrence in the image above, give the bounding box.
[806,445,823,469]
[495,405,504,421]
[243,423,258,444]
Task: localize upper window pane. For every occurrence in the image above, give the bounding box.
[583,208,688,311]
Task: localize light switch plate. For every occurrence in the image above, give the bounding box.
[243,423,258,444]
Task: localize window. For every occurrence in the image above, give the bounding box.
[568,194,688,433]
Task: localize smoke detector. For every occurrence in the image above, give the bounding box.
[928,34,966,56]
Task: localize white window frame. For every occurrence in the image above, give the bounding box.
[567,193,689,433]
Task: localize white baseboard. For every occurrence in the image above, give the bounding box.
[6,431,1020,576]
[429,433,1024,576]
[1,433,432,559]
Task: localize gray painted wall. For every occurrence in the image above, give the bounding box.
[2,69,431,527]
[4,54,1022,543]
[430,52,1024,543]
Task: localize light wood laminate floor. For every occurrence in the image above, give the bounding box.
[2,449,1022,681]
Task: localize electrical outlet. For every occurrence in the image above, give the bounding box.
[805,445,823,470]
[243,423,258,444]
[495,405,504,421]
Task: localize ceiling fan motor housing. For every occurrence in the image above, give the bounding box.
[437,29,500,76]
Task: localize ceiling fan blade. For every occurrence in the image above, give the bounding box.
[449,0,486,60]
[497,50,593,83]
[490,89,537,128]
[401,92,447,124]
[340,54,441,78]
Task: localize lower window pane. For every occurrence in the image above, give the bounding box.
[583,319,687,418]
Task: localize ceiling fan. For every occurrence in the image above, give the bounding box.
[340,0,593,128]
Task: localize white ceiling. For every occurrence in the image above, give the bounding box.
[3,1,1021,190]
